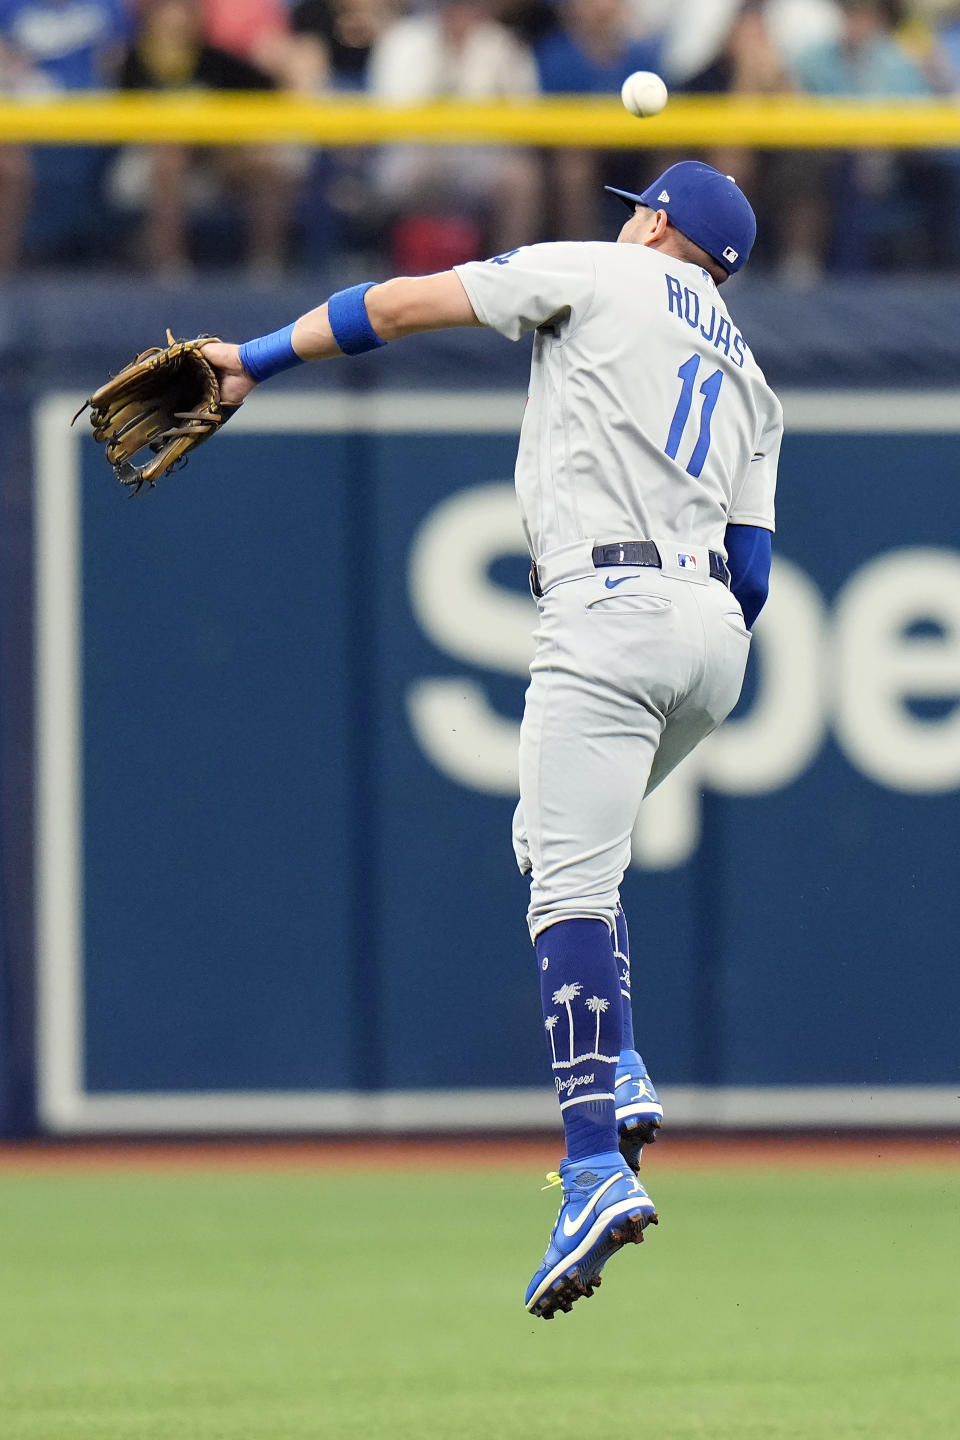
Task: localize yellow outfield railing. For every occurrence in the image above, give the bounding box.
[1,92,960,148]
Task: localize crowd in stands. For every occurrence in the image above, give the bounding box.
[0,0,959,279]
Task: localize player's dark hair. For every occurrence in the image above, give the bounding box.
[632,204,730,284]
[666,227,730,285]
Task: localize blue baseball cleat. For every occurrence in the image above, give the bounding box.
[615,1050,664,1173]
[525,1152,658,1318]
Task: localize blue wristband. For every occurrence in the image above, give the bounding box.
[328,282,387,355]
[238,322,302,382]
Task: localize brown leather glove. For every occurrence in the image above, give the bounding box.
[75,330,242,492]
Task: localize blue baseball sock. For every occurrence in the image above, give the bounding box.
[536,918,622,1162]
[615,903,635,1053]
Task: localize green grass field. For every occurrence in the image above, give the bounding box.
[1,1157,957,1439]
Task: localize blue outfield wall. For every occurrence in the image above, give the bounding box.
[3,276,960,1133]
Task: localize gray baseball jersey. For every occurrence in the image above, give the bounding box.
[455,241,782,561]
[456,238,783,940]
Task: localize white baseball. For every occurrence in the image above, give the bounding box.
[620,71,669,119]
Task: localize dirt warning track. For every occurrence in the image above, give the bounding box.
[0,1134,957,1173]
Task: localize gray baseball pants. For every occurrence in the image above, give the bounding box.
[513,541,751,941]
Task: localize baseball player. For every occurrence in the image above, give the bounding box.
[201,159,782,1319]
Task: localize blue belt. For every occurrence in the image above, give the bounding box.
[530,541,731,598]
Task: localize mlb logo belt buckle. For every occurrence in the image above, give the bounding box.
[657,545,711,585]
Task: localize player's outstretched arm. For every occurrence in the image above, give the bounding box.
[201,272,479,406]
[318,272,481,346]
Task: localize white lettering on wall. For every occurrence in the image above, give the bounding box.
[832,548,960,792]
[406,483,532,795]
[405,483,960,868]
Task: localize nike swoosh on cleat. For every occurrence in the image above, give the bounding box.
[562,1174,622,1237]
[526,1197,656,1312]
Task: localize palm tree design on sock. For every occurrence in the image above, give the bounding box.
[544,1013,559,1064]
[552,982,583,1063]
[585,995,609,1055]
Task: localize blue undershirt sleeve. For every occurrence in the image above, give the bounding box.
[724,523,772,630]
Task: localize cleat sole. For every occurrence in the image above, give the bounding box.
[618,1116,662,1174]
[528,1205,658,1319]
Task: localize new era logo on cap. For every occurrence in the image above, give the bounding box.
[722,246,739,264]
[658,190,670,202]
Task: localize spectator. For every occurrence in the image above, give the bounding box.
[0,0,131,271]
[0,35,54,273]
[493,0,558,50]
[367,0,543,271]
[661,5,794,273]
[291,0,396,89]
[925,2,960,84]
[655,0,743,88]
[0,0,129,86]
[662,0,844,83]
[201,0,287,59]
[200,0,326,91]
[534,0,662,239]
[535,0,661,93]
[794,0,927,92]
[287,0,398,269]
[787,0,948,274]
[763,0,843,67]
[109,0,300,276]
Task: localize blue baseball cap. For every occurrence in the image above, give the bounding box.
[605,161,757,274]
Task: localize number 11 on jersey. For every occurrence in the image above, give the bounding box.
[665,354,724,479]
